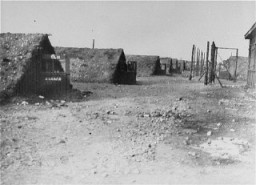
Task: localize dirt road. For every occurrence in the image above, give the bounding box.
[1,75,255,184]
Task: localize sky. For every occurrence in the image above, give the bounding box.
[1,1,256,61]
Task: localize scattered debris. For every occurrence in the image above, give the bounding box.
[177,97,183,101]
[217,123,222,127]
[207,131,212,136]
[21,101,28,106]
[182,128,197,135]
[188,151,197,157]
[197,137,250,162]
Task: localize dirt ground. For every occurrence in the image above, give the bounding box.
[1,75,255,184]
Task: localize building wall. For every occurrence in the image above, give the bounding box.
[247,29,256,87]
[17,46,66,95]
[249,35,256,70]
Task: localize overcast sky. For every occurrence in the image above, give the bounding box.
[1,1,255,60]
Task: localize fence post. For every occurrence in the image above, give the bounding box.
[195,48,199,76]
[175,60,179,73]
[189,45,195,80]
[180,60,184,73]
[169,58,173,74]
[234,49,239,82]
[218,63,221,78]
[213,47,218,82]
[209,42,215,83]
[204,42,210,85]
[200,51,203,76]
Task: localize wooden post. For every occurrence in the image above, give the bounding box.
[201,51,204,76]
[175,60,179,73]
[218,63,221,78]
[195,48,199,76]
[200,51,202,76]
[203,52,205,69]
[209,42,215,83]
[189,45,195,80]
[180,60,184,73]
[169,58,173,74]
[213,47,218,82]
[92,39,95,49]
[234,49,238,82]
[204,42,210,85]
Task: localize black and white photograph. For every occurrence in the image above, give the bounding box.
[0,0,255,184]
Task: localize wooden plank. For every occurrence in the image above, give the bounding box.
[189,45,195,80]
[209,42,215,83]
[204,42,210,85]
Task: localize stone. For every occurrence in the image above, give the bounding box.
[207,131,212,136]
[106,120,112,124]
[144,113,150,117]
[59,140,66,144]
[177,97,183,101]
[207,139,212,144]
[188,151,196,157]
[92,169,97,175]
[21,101,28,106]
[45,101,51,105]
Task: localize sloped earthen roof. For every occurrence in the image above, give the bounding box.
[0,33,54,94]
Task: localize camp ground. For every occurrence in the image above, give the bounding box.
[0,33,70,101]
[55,47,136,85]
[1,2,256,185]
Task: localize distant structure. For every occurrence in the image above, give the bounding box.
[160,57,189,75]
[160,57,172,74]
[245,22,256,88]
[55,47,136,84]
[126,55,162,77]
